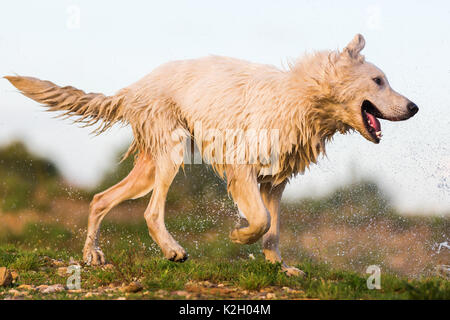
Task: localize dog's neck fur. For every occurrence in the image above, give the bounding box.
[264,53,352,184]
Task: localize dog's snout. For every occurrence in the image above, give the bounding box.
[407,102,419,116]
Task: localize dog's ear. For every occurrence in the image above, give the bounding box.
[343,34,365,59]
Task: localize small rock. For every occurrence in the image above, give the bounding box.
[17,284,34,291]
[282,286,296,293]
[172,290,189,296]
[8,289,21,296]
[57,267,68,277]
[67,289,83,293]
[0,267,13,287]
[266,293,276,299]
[102,264,115,270]
[10,270,19,282]
[199,280,215,288]
[155,289,168,297]
[120,281,143,293]
[36,285,48,291]
[108,282,122,288]
[8,289,31,299]
[39,284,66,293]
[50,259,65,267]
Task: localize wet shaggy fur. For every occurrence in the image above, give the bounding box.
[5,34,417,275]
[4,40,365,184]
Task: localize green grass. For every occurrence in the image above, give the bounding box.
[0,221,448,300]
[1,141,448,300]
[0,246,448,300]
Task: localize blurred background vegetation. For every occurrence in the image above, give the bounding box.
[0,141,64,212]
[0,140,448,278]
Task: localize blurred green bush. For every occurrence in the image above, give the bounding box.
[0,141,63,212]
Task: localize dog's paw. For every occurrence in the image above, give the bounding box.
[229,228,259,245]
[164,247,188,262]
[229,228,244,244]
[281,265,305,277]
[83,247,106,266]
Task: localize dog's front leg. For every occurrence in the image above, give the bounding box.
[260,181,305,277]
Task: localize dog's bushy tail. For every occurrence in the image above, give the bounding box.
[4,76,128,134]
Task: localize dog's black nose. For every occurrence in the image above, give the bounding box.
[407,102,419,116]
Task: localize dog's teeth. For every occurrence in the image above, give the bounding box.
[375,131,382,138]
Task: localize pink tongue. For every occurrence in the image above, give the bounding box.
[366,112,381,131]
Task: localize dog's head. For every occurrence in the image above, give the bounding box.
[311,34,419,144]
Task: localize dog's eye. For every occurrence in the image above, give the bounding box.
[373,77,383,86]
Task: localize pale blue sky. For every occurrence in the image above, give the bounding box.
[1,1,449,214]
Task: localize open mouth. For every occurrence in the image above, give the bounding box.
[361,100,383,142]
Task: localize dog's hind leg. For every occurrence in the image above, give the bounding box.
[260,181,304,277]
[228,166,271,244]
[83,154,155,265]
[143,153,187,262]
